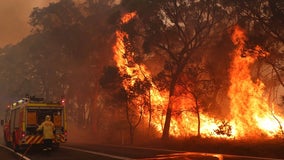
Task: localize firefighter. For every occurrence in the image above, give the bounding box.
[37,115,55,151]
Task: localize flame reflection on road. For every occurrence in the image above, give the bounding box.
[141,151,283,160]
[141,152,223,160]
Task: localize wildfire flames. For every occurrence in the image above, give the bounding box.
[228,26,284,138]
[113,13,284,139]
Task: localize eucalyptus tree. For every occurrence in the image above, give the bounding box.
[126,78,151,144]
[28,0,84,100]
[100,65,151,144]
[28,0,118,127]
[121,0,229,140]
[179,64,216,137]
[230,0,284,138]
[232,0,284,88]
[99,66,128,141]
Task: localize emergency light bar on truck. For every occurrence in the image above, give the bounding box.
[3,97,67,151]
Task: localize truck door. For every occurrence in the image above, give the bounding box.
[26,110,38,135]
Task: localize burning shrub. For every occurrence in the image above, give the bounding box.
[214,121,232,137]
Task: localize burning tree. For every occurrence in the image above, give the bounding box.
[179,64,216,137]
[121,0,228,140]
[112,12,158,143]
[1,0,284,142]
[228,26,284,138]
[113,4,284,140]
[231,0,284,95]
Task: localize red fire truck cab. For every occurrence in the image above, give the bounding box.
[3,97,67,151]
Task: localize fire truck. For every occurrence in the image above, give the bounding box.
[3,97,67,151]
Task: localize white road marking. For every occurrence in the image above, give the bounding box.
[61,146,135,160]
[0,144,31,160]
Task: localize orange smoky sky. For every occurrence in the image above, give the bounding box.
[0,0,59,48]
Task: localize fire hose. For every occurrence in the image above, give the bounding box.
[20,143,33,160]
[18,131,41,160]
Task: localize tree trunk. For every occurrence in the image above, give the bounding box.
[148,89,152,135]
[162,85,175,140]
[162,70,182,140]
[162,99,172,140]
[197,106,201,137]
[129,126,135,144]
[195,97,201,137]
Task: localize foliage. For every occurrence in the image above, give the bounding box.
[0,0,283,143]
[0,0,117,130]
[121,0,230,140]
[232,0,284,87]
[214,121,232,137]
[99,66,127,106]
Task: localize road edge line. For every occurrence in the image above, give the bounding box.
[0,144,31,160]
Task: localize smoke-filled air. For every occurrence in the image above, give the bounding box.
[0,0,283,145]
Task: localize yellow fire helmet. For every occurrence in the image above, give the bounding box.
[45,115,51,121]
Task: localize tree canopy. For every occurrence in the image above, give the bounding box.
[0,0,283,142]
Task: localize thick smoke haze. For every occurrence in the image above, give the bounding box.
[0,0,58,48]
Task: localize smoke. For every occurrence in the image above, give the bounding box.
[0,0,58,48]
[205,32,234,118]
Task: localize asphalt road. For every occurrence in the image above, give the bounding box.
[1,142,283,160]
[0,126,283,160]
[0,146,21,160]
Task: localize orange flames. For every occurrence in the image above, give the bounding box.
[228,26,284,138]
[113,12,284,139]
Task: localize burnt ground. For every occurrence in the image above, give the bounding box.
[140,137,284,159]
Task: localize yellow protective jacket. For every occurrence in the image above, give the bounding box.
[37,120,55,139]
